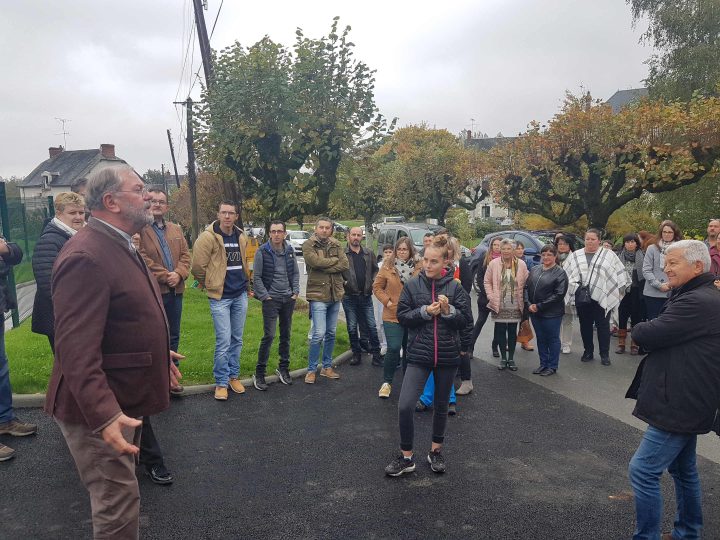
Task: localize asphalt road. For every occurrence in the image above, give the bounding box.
[4,357,720,539]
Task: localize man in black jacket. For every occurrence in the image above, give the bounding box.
[0,239,37,461]
[626,239,720,539]
[342,227,382,366]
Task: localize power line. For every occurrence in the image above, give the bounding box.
[188,0,222,95]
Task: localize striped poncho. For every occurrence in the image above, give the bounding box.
[563,247,628,315]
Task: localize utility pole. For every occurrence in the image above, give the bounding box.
[192,0,214,86]
[184,98,199,242]
[166,129,181,188]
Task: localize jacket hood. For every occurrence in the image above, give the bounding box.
[310,233,340,247]
[209,221,244,236]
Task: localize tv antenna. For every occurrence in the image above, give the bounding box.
[55,117,71,149]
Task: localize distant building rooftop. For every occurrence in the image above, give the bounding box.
[606,88,649,113]
[20,144,125,189]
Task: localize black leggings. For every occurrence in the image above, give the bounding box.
[398,364,458,451]
[493,322,518,360]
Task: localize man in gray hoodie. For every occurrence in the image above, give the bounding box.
[252,221,300,390]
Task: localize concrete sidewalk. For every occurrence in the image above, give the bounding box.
[469,299,720,465]
[3,355,720,538]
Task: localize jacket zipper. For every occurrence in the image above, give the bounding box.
[432,280,438,368]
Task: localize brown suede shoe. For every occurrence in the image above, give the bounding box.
[320,367,340,379]
[228,378,246,394]
[0,419,38,437]
[304,371,316,384]
[214,386,228,401]
[0,443,16,461]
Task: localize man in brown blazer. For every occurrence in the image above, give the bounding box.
[46,166,181,539]
[137,187,190,393]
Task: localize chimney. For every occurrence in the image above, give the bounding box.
[100,144,116,158]
[49,146,63,159]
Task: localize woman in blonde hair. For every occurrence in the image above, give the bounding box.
[31,192,86,350]
[484,238,529,371]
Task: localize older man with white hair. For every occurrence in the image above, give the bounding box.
[626,239,720,540]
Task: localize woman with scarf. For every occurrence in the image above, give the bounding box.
[471,237,502,360]
[616,233,645,354]
[31,192,86,350]
[485,238,529,371]
[385,236,473,477]
[555,234,576,354]
[642,220,682,321]
[373,237,418,399]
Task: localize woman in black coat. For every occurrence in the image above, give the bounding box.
[31,192,86,350]
[384,236,473,477]
[525,244,568,376]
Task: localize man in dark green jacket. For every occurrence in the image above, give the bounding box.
[302,217,349,384]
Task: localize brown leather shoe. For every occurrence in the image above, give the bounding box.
[228,378,246,394]
[320,367,340,379]
[304,371,316,384]
[0,419,37,437]
[0,443,16,461]
[214,386,228,401]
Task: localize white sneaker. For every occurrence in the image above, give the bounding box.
[562,345,571,354]
[378,383,391,399]
[456,380,474,395]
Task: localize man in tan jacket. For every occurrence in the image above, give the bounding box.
[137,188,190,390]
[191,201,250,401]
[302,217,349,383]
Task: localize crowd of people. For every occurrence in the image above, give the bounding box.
[0,166,720,538]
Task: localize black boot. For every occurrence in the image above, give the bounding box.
[350,352,362,366]
[371,353,383,367]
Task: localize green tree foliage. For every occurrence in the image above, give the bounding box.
[380,125,488,226]
[629,0,720,100]
[197,17,390,222]
[489,92,720,230]
[331,144,394,233]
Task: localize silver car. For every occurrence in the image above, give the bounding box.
[286,230,310,256]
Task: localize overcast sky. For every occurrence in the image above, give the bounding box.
[0,0,651,180]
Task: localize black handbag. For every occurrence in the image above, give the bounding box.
[574,253,598,307]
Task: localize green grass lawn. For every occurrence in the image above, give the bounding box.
[6,287,349,394]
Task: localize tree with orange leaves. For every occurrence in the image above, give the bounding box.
[488,92,720,230]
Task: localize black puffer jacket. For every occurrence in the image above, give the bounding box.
[626,273,720,434]
[524,264,568,318]
[0,242,22,312]
[31,221,72,336]
[473,260,490,310]
[397,270,473,368]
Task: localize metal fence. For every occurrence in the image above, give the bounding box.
[0,183,53,328]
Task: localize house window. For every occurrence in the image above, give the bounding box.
[481,205,491,218]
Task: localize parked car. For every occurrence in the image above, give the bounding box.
[375,222,442,262]
[372,215,405,233]
[286,229,310,256]
[474,230,584,268]
[333,222,350,233]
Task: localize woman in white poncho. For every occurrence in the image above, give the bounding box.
[563,228,628,366]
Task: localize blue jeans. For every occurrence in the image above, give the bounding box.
[0,323,14,423]
[531,315,562,370]
[209,293,248,387]
[419,372,456,406]
[308,301,340,371]
[162,292,183,358]
[342,295,380,354]
[629,426,703,539]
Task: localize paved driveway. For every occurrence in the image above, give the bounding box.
[4,355,720,538]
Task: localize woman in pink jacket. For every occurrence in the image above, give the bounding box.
[484,238,529,371]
